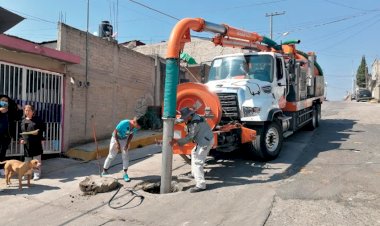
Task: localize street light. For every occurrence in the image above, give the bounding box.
[274,31,290,41]
[265,11,286,39]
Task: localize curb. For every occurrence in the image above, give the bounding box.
[65,133,162,161]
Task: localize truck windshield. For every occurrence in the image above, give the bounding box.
[208,55,274,82]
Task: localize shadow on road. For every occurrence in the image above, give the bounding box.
[0,183,60,196]
[204,119,359,191]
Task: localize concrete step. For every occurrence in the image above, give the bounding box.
[65,130,162,161]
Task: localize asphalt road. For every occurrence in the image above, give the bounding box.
[266,101,380,226]
[1,101,379,226]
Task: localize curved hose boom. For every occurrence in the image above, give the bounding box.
[166,18,276,58]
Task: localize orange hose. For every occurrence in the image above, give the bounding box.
[166,18,205,58]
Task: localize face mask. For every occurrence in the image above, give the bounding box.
[0,101,8,107]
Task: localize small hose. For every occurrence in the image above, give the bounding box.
[108,184,145,209]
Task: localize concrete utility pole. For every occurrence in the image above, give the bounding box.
[265,11,285,39]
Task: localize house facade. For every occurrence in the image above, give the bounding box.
[370,59,380,101]
[1,22,165,156]
[57,23,162,150]
[0,34,80,156]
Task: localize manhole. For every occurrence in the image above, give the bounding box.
[134,180,182,194]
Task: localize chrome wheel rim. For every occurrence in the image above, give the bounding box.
[265,127,279,152]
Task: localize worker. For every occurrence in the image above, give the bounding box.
[102,116,141,182]
[170,107,214,193]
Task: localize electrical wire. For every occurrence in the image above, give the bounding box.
[305,13,380,46]
[2,7,56,24]
[317,16,380,52]
[322,0,380,12]
[279,11,376,35]
[117,1,174,26]
[194,0,288,14]
[128,0,180,21]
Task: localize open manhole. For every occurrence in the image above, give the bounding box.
[134,180,183,194]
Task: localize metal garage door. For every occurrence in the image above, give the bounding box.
[0,61,63,156]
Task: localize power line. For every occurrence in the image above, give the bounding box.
[194,0,288,13]
[322,0,379,12]
[305,13,380,46]
[3,7,56,24]
[128,0,180,21]
[117,2,174,26]
[317,16,380,52]
[281,11,375,34]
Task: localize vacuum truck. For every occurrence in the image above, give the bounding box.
[168,18,325,161]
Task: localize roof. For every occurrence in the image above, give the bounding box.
[0,34,80,64]
[0,7,24,33]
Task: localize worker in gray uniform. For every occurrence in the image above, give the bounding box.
[170,107,214,193]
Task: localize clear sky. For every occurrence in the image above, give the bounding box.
[2,0,380,101]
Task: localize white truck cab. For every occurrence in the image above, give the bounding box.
[205,51,323,160]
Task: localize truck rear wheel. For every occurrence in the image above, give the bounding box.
[305,105,320,130]
[316,104,321,127]
[246,121,283,161]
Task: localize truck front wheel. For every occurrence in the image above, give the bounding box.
[246,121,283,161]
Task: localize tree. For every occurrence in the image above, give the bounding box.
[356,56,367,88]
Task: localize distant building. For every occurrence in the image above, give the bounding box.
[133,37,244,83]
[134,37,243,65]
[120,40,146,49]
[370,59,380,101]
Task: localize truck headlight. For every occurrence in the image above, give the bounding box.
[243,106,261,117]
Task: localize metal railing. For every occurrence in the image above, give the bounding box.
[0,61,63,156]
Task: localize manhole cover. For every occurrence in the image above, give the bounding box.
[134,180,182,194]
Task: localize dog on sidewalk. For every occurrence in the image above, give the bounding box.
[0,159,41,190]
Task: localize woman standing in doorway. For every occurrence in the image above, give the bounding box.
[20,105,46,180]
[0,95,22,176]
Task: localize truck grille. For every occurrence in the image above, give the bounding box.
[217,93,240,121]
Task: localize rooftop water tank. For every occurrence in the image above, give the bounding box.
[99,21,113,38]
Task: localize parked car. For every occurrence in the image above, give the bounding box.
[356,89,372,102]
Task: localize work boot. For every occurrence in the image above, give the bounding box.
[33,173,41,181]
[189,186,206,193]
[101,170,110,177]
[123,173,131,182]
[178,172,194,179]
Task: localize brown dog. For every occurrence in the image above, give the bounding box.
[0,159,41,190]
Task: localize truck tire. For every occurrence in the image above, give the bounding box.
[316,104,321,127]
[305,105,319,130]
[245,121,283,161]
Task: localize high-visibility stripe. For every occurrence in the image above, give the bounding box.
[282,96,324,112]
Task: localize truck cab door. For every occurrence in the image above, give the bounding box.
[274,57,287,108]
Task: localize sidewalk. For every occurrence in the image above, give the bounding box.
[0,141,274,226]
[65,130,163,161]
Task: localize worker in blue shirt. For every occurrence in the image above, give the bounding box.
[102,116,141,182]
